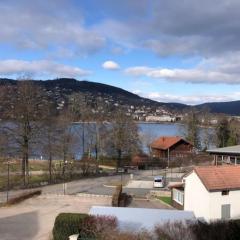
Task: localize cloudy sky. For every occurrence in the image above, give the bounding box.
[1,0,240,105]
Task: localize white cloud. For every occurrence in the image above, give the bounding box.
[0,59,91,78]
[125,53,240,84]
[102,60,120,70]
[132,89,142,94]
[139,91,240,105]
[92,0,240,57]
[0,0,105,57]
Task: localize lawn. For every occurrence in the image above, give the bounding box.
[157,196,172,205]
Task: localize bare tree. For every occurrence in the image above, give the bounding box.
[108,109,140,171]
[185,108,201,149]
[2,79,48,185]
[201,108,215,150]
[216,117,230,147]
[68,93,92,157]
[41,115,59,183]
[55,110,76,176]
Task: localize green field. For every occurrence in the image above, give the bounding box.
[158,196,172,205]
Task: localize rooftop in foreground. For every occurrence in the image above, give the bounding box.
[193,165,240,192]
[90,206,195,231]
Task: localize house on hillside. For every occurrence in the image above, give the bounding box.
[207,145,240,165]
[171,165,240,222]
[150,136,193,162]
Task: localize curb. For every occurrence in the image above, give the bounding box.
[39,193,111,198]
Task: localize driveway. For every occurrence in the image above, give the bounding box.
[125,180,154,189]
[0,194,111,240]
[129,198,173,209]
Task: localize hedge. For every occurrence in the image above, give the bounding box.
[52,213,88,240]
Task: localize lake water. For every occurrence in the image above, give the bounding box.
[70,122,216,159]
[138,122,215,152]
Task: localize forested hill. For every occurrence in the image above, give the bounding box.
[0,78,186,112]
[0,78,240,115]
[197,101,240,116]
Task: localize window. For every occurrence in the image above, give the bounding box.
[173,189,184,205]
[222,190,229,196]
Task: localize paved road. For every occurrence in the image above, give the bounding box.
[0,174,126,203]
[0,170,184,203]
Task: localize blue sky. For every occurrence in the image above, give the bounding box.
[1,0,240,105]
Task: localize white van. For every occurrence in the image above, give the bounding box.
[153,176,165,188]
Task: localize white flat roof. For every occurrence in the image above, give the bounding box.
[89,206,195,232]
[207,145,240,154]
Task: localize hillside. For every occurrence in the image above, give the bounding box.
[0,78,184,111]
[197,101,240,116]
[0,78,240,116]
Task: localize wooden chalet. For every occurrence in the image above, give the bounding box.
[150,136,193,160]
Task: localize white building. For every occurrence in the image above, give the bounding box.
[179,166,240,222]
[145,115,176,122]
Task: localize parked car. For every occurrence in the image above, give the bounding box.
[153,176,165,188]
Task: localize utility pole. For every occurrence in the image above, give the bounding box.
[7,161,10,202]
[167,148,170,168]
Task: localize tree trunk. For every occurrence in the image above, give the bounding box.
[49,154,52,183]
[22,138,29,186]
[22,153,26,186]
[82,123,85,155]
[117,149,122,172]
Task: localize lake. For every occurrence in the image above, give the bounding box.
[138,122,215,152]
[70,122,216,159]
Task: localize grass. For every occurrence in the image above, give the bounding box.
[157,196,172,205]
[0,159,49,172]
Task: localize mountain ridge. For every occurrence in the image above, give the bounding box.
[0,78,239,115]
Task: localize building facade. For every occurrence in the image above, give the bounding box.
[150,136,193,160]
[172,166,240,222]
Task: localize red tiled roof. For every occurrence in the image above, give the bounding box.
[193,165,240,192]
[150,136,190,150]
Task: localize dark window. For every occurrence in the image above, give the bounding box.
[222,190,229,196]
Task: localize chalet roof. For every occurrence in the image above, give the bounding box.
[207,145,240,155]
[193,165,240,192]
[150,136,191,150]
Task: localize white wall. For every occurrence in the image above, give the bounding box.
[209,190,240,220]
[184,172,210,221]
[184,171,240,221]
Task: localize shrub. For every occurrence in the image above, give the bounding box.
[52,213,88,240]
[79,215,117,239]
[155,221,195,240]
[6,190,41,205]
[154,219,240,240]
[190,219,240,240]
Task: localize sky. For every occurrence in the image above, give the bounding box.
[1,0,240,105]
